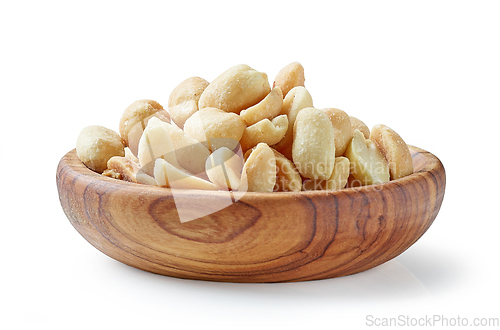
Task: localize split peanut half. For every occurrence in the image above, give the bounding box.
[344,129,390,185]
[370,124,413,180]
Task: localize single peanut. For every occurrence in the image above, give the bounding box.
[137,119,179,176]
[168,77,209,129]
[239,143,276,192]
[205,147,243,190]
[239,115,288,152]
[119,99,170,156]
[183,107,246,152]
[370,124,413,180]
[272,148,302,192]
[303,157,350,191]
[154,158,217,190]
[273,62,305,97]
[344,129,390,185]
[198,64,270,114]
[321,108,352,157]
[349,116,370,139]
[76,125,125,173]
[240,87,283,126]
[292,107,336,180]
[136,173,157,186]
[272,86,313,160]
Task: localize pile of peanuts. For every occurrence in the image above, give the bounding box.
[76,62,413,192]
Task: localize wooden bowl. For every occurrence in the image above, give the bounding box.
[56,146,445,283]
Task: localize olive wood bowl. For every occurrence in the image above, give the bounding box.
[56,146,445,283]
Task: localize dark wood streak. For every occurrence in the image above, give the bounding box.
[57,146,446,282]
[273,194,340,282]
[64,169,204,275]
[332,191,392,278]
[81,182,166,268]
[148,196,262,244]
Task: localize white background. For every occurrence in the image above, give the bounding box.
[1,1,499,329]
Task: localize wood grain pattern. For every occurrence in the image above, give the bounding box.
[56,146,445,282]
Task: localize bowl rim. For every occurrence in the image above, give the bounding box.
[57,145,444,200]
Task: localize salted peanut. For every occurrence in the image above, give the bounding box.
[239,115,288,152]
[349,116,370,139]
[239,143,276,192]
[154,158,217,190]
[272,149,302,192]
[272,86,313,159]
[321,108,352,157]
[168,77,209,129]
[370,124,413,180]
[273,62,305,97]
[240,87,283,126]
[137,120,179,176]
[119,99,170,156]
[292,108,336,180]
[183,107,246,152]
[76,125,125,173]
[205,147,243,190]
[146,117,210,175]
[344,130,390,185]
[303,157,350,191]
[198,64,270,114]
[326,157,351,190]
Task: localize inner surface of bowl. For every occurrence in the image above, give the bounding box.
[57,146,445,282]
